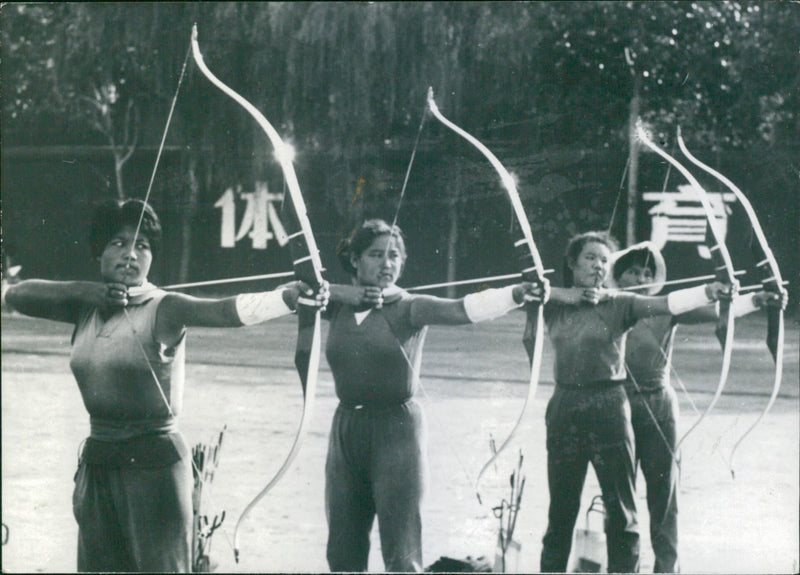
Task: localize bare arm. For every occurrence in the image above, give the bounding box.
[547,285,678,317]
[409,283,545,327]
[157,292,243,331]
[547,286,585,305]
[4,279,127,324]
[674,290,789,325]
[673,303,719,325]
[326,283,471,323]
[156,281,323,344]
[409,294,473,326]
[629,282,731,319]
[328,282,546,327]
[329,284,380,307]
[752,289,788,311]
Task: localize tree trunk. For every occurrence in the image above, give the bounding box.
[114,152,125,200]
[179,155,200,284]
[626,73,641,249]
[445,166,461,299]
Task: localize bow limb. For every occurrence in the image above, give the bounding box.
[120,35,238,565]
[189,26,324,562]
[636,124,738,453]
[189,28,323,287]
[426,88,547,500]
[676,129,785,475]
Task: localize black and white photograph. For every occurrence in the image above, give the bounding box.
[2,2,798,573]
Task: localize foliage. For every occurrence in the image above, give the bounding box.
[5,2,797,151]
[2,2,797,283]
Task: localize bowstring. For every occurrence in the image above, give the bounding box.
[585,292,689,532]
[606,154,631,239]
[603,141,681,474]
[389,106,428,232]
[607,134,732,476]
[635,127,740,476]
[121,310,235,553]
[380,101,478,497]
[123,32,235,554]
[386,95,541,505]
[130,41,192,248]
[659,323,729,476]
[388,326,477,494]
[676,129,786,477]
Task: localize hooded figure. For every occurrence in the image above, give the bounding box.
[607,241,667,296]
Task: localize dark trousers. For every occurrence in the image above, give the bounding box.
[628,385,679,573]
[72,458,193,572]
[540,384,640,573]
[325,400,427,572]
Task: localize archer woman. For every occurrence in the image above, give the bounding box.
[322,218,546,572]
[606,241,786,573]
[538,231,734,573]
[5,199,328,573]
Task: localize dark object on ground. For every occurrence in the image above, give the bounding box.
[425,555,492,572]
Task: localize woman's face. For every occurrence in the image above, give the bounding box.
[617,263,655,291]
[99,224,152,287]
[350,234,405,288]
[570,240,612,288]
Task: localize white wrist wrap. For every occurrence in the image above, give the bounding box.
[731,293,759,318]
[463,285,521,323]
[667,284,712,315]
[236,289,292,325]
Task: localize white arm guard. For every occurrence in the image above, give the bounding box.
[463,285,522,323]
[730,293,759,318]
[235,289,293,325]
[667,284,712,316]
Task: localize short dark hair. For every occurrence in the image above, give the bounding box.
[89,199,162,259]
[337,219,406,277]
[612,248,656,282]
[563,231,619,287]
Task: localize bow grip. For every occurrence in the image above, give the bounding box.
[286,229,324,294]
[514,238,544,292]
[515,239,544,366]
[704,225,736,350]
[750,240,784,360]
[280,194,324,395]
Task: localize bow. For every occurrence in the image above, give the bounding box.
[120,35,239,563]
[426,88,548,501]
[676,128,785,476]
[636,123,738,453]
[190,25,325,562]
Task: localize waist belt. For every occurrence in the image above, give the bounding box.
[80,432,187,468]
[339,398,414,411]
[556,379,624,390]
[624,381,666,394]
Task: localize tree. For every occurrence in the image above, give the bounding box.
[3,2,797,292]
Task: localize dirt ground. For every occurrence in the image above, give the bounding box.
[2,311,798,573]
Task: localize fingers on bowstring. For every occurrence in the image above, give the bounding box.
[296,281,330,311]
[106,284,129,307]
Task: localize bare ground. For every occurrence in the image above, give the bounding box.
[2,312,798,573]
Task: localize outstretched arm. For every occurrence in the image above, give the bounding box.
[547,286,590,305]
[629,282,732,319]
[5,279,128,324]
[409,281,548,327]
[326,281,547,327]
[156,281,328,344]
[673,290,787,325]
[571,282,733,319]
[750,289,788,312]
[328,284,384,307]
